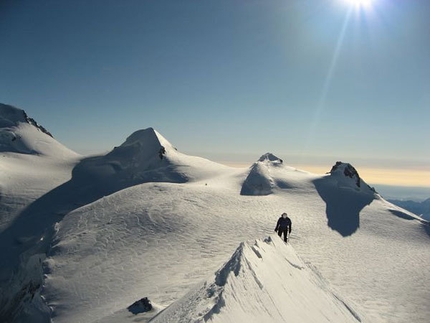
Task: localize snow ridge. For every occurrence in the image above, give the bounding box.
[150,235,364,323]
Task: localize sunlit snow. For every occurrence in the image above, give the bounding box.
[0,104,429,323]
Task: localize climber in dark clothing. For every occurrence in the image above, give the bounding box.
[275,212,292,243]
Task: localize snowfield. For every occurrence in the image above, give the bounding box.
[0,104,429,323]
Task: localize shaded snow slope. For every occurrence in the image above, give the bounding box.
[0,103,81,230]
[150,235,363,323]
[313,162,377,236]
[0,105,82,323]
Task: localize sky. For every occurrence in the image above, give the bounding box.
[0,0,429,188]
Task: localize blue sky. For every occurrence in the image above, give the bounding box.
[0,0,429,187]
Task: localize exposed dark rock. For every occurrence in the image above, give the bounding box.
[128,297,153,314]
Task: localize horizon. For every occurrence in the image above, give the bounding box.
[71,142,430,200]
[1,0,429,191]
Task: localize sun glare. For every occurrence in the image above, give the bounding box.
[343,0,374,9]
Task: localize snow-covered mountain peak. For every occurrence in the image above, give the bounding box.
[0,103,52,136]
[328,161,375,193]
[73,127,232,187]
[0,103,27,127]
[312,162,378,237]
[330,162,360,182]
[240,152,312,196]
[0,103,78,157]
[118,127,175,153]
[104,127,175,167]
[74,127,184,185]
[241,153,283,195]
[258,152,283,164]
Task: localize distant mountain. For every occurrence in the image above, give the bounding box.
[241,153,290,195]
[388,198,430,221]
[73,127,231,186]
[0,103,78,157]
[0,103,52,136]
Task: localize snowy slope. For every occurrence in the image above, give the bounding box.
[43,148,429,323]
[149,235,363,323]
[0,103,76,157]
[0,104,81,323]
[0,107,429,323]
[0,103,80,233]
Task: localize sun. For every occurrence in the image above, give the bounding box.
[343,0,374,8]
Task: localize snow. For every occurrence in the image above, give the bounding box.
[0,104,429,323]
[149,235,363,323]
